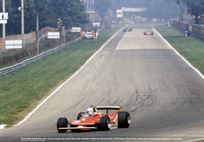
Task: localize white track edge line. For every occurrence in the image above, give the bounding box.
[154,28,204,142]
[13,28,124,127]
[153,28,204,80]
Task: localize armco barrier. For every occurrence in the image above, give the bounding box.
[192,24,204,39]
[0,38,80,76]
[170,20,204,39]
[171,20,188,32]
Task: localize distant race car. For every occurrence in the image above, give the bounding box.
[144,31,154,35]
[57,106,131,133]
[84,32,94,39]
[81,31,99,39]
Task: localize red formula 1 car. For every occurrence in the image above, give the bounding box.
[57,106,131,133]
[144,31,154,35]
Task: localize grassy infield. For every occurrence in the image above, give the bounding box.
[150,25,204,142]
[156,26,204,74]
[157,26,204,142]
[0,29,117,126]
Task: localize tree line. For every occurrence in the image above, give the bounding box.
[2,0,203,36]
[95,0,204,24]
[176,0,204,23]
[95,0,178,21]
[0,0,88,35]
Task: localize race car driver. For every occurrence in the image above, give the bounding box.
[87,107,94,116]
[81,107,94,118]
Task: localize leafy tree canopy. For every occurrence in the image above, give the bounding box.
[176,0,204,23]
[2,0,88,35]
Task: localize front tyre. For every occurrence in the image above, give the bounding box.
[57,117,68,133]
[118,112,131,128]
[77,112,84,120]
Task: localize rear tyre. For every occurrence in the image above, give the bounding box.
[57,117,68,133]
[77,112,84,120]
[97,116,111,131]
[118,112,131,128]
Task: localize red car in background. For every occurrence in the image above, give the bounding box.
[57,106,131,133]
[144,31,154,35]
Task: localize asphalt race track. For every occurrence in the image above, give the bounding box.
[1,25,204,142]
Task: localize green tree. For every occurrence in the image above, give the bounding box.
[95,0,112,21]
[186,0,204,23]
[95,0,178,21]
[6,0,21,34]
[48,0,88,28]
[3,0,88,35]
[176,0,204,23]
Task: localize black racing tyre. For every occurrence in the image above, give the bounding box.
[97,116,111,131]
[77,112,84,120]
[118,112,131,128]
[57,117,68,133]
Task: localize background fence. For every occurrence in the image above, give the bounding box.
[0,32,36,51]
[171,20,204,39]
[0,27,77,67]
[0,38,80,76]
[192,24,204,39]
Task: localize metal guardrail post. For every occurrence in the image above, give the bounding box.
[37,34,47,54]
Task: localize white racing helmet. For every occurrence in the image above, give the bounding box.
[87,107,94,116]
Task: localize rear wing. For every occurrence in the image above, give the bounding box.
[96,106,123,113]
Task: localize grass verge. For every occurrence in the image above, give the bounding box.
[156,26,204,74]
[0,29,118,126]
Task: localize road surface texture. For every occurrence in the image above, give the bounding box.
[1,25,204,142]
